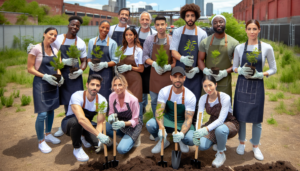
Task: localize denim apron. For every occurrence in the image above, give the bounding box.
[111,25,125,46]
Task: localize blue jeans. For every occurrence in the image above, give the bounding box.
[146,118,194,146]
[198,124,229,152]
[139,94,148,121]
[139,102,143,121]
[149,91,158,118]
[35,111,54,141]
[238,122,262,145]
[106,122,135,154]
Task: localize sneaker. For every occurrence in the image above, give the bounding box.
[38,141,52,154]
[133,135,141,147]
[149,134,155,141]
[81,136,91,148]
[45,134,61,144]
[236,144,245,155]
[151,139,170,153]
[253,147,264,161]
[212,144,226,152]
[178,140,189,153]
[54,127,64,137]
[212,152,226,168]
[73,147,89,162]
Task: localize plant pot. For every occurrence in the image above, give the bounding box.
[52,74,61,83]
[69,67,79,74]
[245,64,256,76]
[185,66,193,73]
[91,58,101,64]
[211,67,220,75]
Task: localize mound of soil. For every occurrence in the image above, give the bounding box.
[234,160,298,171]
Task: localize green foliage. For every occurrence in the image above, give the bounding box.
[267,114,277,126]
[16,105,25,112]
[281,50,293,68]
[21,94,31,106]
[0,88,5,97]
[155,45,169,67]
[1,96,6,106]
[211,50,220,66]
[280,69,295,83]
[143,109,153,124]
[275,101,286,114]
[0,12,10,25]
[268,94,278,101]
[293,45,300,54]
[184,39,197,55]
[50,51,64,71]
[246,47,260,65]
[0,103,2,110]
[5,95,14,107]
[56,112,65,117]
[173,18,186,27]
[195,21,210,27]
[0,68,34,87]
[13,35,39,51]
[66,44,81,67]
[111,17,119,25]
[16,14,28,25]
[276,92,284,99]
[115,45,126,60]
[293,98,300,112]
[0,64,6,74]
[96,101,107,114]
[155,104,164,120]
[39,14,69,25]
[91,46,104,59]
[11,90,20,98]
[84,38,90,45]
[279,45,284,54]
[82,16,91,26]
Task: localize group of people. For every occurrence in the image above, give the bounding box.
[27,3,277,168]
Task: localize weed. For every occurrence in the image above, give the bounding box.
[279,45,284,54]
[1,96,6,106]
[281,50,293,68]
[0,88,5,97]
[267,114,277,126]
[276,92,284,99]
[275,53,280,60]
[56,112,65,117]
[280,69,295,83]
[293,98,300,112]
[5,95,14,107]
[264,77,278,89]
[293,45,300,54]
[268,94,278,101]
[11,90,20,98]
[0,103,2,110]
[0,64,6,74]
[21,95,31,106]
[275,101,286,114]
[289,81,300,94]
[16,106,26,112]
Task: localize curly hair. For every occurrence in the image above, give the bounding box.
[180,3,201,20]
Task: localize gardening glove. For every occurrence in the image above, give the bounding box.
[27,43,34,54]
[186,67,199,79]
[152,61,163,75]
[88,61,98,71]
[108,113,118,124]
[117,64,132,74]
[112,121,125,130]
[94,141,103,153]
[62,58,78,66]
[58,76,64,87]
[193,127,208,139]
[97,133,111,144]
[245,70,264,79]
[42,74,58,86]
[193,137,201,146]
[180,56,194,67]
[203,67,213,76]
[163,64,172,73]
[172,131,184,143]
[158,128,167,141]
[94,62,108,72]
[211,69,228,82]
[237,63,252,76]
[69,69,83,79]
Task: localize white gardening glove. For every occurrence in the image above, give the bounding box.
[180,56,194,67]
[58,76,64,87]
[68,69,83,79]
[95,141,103,153]
[62,58,78,66]
[42,74,58,86]
[245,70,264,79]
[112,121,125,130]
[186,67,199,79]
[94,62,108,72]
[152,61,163,75]
[96,133,111,144]
[27,43,34,54]
[238,63,252,76]
[163,64,172,73]
[158,128,167,141]
[211,69,228,82]
[117,64,132,73]
[108,113,117,124]
[88,61,98,71]
[172,131,185,143]
[203,67,213,76]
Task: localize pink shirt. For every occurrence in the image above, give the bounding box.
[109,90,140,128]
[29,44,58,70]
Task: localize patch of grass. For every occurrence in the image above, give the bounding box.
[293,98,300,112]
[56,112,65,117]
[0,64,6,74]
[11,90,20,98]
[0,48,28,66]
[275,53,280,60]
[268,93,278,101]
[0,69,34,87]
[0,103,2,110]
[0,88,5,97]
[83,76,87,90]
[16,106,26,112]
[275,101,286,114]
[281,50,294,68]
[5,95,14,107]
[264,77,278,89]
[276,92,284,99]
[293,45,300,54]
[288,81,300,94]
[143,109,153,124]
[21,95,31,106]
[1,96,7,106]
[267,114,277,126]
[279,45,284,54]
[280,69,295,83]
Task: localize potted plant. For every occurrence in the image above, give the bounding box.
[155,45,168,68]
[66,44,81,74]
[91,46,104,64]
[211,50,221,75]
[184,39,197,72]
[50,50,64,83]
[246,47,261,76]
[115,45,127,71]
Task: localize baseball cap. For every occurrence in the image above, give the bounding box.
[171,66,186,76]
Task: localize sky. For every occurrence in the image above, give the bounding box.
[64,0,242,16]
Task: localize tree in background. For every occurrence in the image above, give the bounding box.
[39,14,69,25]
[82,16,91,26]
[0,13,10,25]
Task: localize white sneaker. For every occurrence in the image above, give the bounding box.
[73,147,89,162]
[45,134,61,144]
[81,136,91,148]
[151,139,170,153]
[253,147,264,161]
[212,144,227,152]
[133,135,141,147]
[212,152,226,168]
[236,144,245,155]
[149,134,155,141]
[54,127,64,137]
[178,140,189,153]
[38,141,52,154]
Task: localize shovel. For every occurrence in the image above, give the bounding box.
[111,117,119,168]
[191,112,203,169]
[158,128,167,167]
[103,113,110,169]
[171,101,181,169]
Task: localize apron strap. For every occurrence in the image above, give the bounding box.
[182,26,198,36]
[205,91,221,105]
[62,34,77,46]
[167,86,185,104]
[82,91,99,111]
[154,34,169,44]
[210,34,228,47]
[41,42,56,57]
[244,40,262,53]
[94,36,110,46]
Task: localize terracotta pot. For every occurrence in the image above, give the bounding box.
[211,67,220,75]
[245,64,256,76]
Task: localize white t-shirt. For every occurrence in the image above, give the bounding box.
[51,34,87,58]
[196,92,233,131]
[123,46,143,66]
[170,25,207,51]
[135,28,157,40]
[66,91,108,116]
[157,85,196,112]
[108,24,130,38]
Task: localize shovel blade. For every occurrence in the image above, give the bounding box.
[158,156,168,167]
[191,159,201,169]
[103,157,111,169]
[111,156,119,168]
[171,150,182,169]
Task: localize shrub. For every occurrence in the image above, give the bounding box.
[1,96,6,106]
[293,98,300,112]
[276,92,284,99]
[267,114,277,125]
[275,101,286,114]
[5,95,14,107]
[21,95,31,106]
[280,69,295,83]
[0,12,10,25]
[11,90,20,98]
[264,77,278,89]
[268,93,278,101]
[0,88,5,97]
[281,50,293,68]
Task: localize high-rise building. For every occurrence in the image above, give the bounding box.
[195,0,204,16]
[108,0,118,13]
[186,0,194,4]
[117,0,126,12]
[138,8,146,12]
[145,5,153,11]
[206,3,213,16]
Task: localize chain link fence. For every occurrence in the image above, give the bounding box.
[259,24,300,47]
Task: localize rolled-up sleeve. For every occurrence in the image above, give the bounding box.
[129,99,139,128]
[110,40,118,64]
[87,38,94,59]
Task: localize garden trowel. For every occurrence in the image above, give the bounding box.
[158,129,167,167]
[171,101,181,169]
[191,112,203,169]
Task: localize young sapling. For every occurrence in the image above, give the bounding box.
[246,47,261,76]
[50,50,64,82]
[211,50,221,75]
[184,39,197,72]
[66,44,81,73]
[91,46,104,64]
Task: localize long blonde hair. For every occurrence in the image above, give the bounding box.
[111,74,133,95]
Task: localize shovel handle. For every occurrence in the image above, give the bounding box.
[103,116,108,157]
[174,102,178,151]
[113,130,116,156]
[161,128,164,156]
[195,112,203,159]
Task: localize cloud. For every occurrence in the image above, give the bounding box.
[165,7,180,11]
[64,0,95,2]
[126,1,158,11]
[82,3,103,10]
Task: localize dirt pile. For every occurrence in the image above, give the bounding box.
[234,160,298,171]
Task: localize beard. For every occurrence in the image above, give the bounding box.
[141,24,149,29]
[185,20,196,26]
[213,25,226,34]
[87,88,97,96]
[173,81,183,89]
[119,17,128,24]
